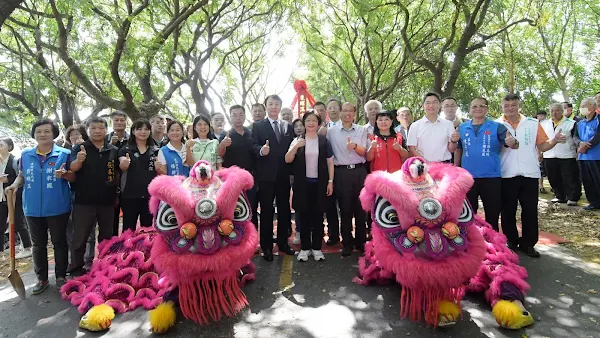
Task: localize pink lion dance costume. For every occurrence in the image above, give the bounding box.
[61,161,258,333]
[355,157,534,329]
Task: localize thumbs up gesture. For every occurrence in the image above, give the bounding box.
[121,152,132,170]
[392,137,403,151]
[221,131,232,148]
[318,122,328,135]
[295,136,306,148]
[76,145,87,163]
[54,163,67,178]
[370,134,378,149]
[261,140,270,156]
[451,128,460,143]
[554,128,566,143]
[186,139,196,149]
[505,131,517,148]
[346,136,356,150]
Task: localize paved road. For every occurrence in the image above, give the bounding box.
[1,244,599,338]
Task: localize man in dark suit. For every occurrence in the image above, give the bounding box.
[252,94,296,261]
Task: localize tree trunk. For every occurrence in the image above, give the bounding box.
[58,90,77,127]
[0,0,24,28]
[557,76,570,102]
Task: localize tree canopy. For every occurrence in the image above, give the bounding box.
[1,0,599,129]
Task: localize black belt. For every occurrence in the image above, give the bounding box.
[335,163,365,169]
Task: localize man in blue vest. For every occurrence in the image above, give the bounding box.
[454,97,516,231]
[574,98,600,210]
[5,118,74,294]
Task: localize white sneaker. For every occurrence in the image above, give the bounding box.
[312,250,325,261]
[16,247,32,259]
[297,250,311,262]
[292,232,301,245]
[567,200,578,206]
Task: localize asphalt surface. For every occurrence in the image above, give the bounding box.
[1,244,599,338]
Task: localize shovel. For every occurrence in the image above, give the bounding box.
[7,189,26,299]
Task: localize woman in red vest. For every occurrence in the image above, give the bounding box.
[367,111,409,173]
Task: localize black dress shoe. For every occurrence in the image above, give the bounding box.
[326,238,340,246]
[507,241,518,251]
[263,250,274,261]
[355,243,365,253]
[519,245,541,258]
[279,246,295,255]
[341,246,352,257]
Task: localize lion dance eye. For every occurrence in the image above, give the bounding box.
[233,195,250,221]
[156,202,179,231]
[458,199,473,223]
[375,196,401,228]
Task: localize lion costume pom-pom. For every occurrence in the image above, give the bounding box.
[79,304,115,331]
[149,302,177,334]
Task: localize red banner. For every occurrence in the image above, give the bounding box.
[290,80,316,117]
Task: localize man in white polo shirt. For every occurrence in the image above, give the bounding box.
[498,93,565,258]
[407,92,459,163]
[540,103,581,206]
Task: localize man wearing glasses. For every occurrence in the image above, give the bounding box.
[442,97,468,128]
[453,97,514,232]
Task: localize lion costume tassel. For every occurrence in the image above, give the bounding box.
[61,161,258,333]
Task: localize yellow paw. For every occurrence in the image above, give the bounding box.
[492,300,534,329]
[437,300,461,327]
[149,301,176,334]
[79,304,115,331]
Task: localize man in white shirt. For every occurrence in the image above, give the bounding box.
[363,100,381,135]
[498,93,565,258]
[540,103,581,206]
[407,92,459,163]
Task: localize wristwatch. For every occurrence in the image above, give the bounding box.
[328,180,333,183]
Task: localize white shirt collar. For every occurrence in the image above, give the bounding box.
[421,115,442,124]
[267,116,280,124]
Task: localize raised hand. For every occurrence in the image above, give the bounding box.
[261,140,270,156]
[554,128,566,143]
[370,135,378,149]
[77,145,87,162]
[346,136,356,150]
[186,139,196,149]
[451,128,460,143]
[318,122,328,135]
[121,153,132,170]
[295,136,306,148]
[221,131,232,148]
[54,163,67,178]
[505,131,517,147]
[392,138,403,151]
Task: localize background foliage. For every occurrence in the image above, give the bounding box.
[1,0,599,129]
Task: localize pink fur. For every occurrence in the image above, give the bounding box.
[371,225,486,290]
[148,176,194,223]
[151,221,258,282]
[355,157,531,325]
[215,167,254,219]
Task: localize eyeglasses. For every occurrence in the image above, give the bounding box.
[470,105,488,109]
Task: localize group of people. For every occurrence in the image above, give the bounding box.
[1,90,599,295]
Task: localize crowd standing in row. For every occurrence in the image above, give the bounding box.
[1,91,599,295]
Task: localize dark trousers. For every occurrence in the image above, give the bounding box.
[112,202,121,236]
[299,180,324,251]
[120,197,152,232]
[579,160,600,207]
[252,187,260,230]
[0,191,32,250]
[258,172,292,252]
[544,158,581,201]
[324,192,340,238]
[70,204,114,269]
[27,212,70,281]
[334,166,367,248]
[466,177,502,231]
[501,176,538,247]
